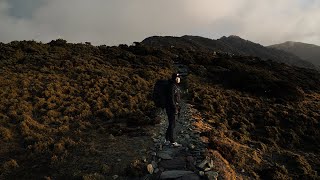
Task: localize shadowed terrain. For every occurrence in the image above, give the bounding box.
[0,37,319,179]
[269,41,320,67]
[142,35,318,70]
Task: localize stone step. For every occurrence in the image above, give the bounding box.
[158,157,186,170]
[160,170,196,179]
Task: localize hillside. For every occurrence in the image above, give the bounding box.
[269,41,320,67]
[142,35,318,70]
[0,39,319,179]
[0,40,175,179]
[184,54,320,179]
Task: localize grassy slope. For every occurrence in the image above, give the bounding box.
[269,41,320,66]
[184,53,320,179]
[0,39,319,179]
[0,40,173,178]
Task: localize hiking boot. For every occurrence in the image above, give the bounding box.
[171,142,182,147]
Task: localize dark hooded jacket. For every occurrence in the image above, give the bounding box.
[166,75,180,112]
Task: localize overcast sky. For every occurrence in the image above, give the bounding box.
[0,0,319,46]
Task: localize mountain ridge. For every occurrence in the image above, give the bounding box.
[142,35,318,70]
[0,38,319,179]
[269,41,320,67]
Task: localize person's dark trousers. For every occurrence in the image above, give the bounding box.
[165,107,176,143]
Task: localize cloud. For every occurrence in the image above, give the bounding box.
[234,0,320,45]
[0,0,319,45]
[6,0,46,19]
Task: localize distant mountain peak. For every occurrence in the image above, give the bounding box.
[219,35,248,43]
[142,35,318,70]
[269,41,320,66]
[228,35,242,39]
[283,41,298,46]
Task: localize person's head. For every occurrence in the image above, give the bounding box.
[171,73,181,84]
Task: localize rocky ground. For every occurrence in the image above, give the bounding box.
[67,98,219,180]
[142,99,219,180]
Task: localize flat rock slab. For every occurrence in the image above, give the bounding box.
[157,151,173,160]
[160,170,195,179]
[162,146,184,152]
[157,148,183,159]
[178,173,201,180]
[159,157,186,170]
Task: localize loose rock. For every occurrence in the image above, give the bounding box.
[147,164,154,174]
[108,134,115,140]
[151,161,158,169]
[189,144,195,149]
[199,171,205,176]
[142,156,147,163]
[205,171,219,180]
[157,152,173,160]
[208,159,214,168]
[197,159,208,169]
[204,167,211,172]
[154,168,159,174]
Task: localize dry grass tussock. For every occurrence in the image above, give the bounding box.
[1,39,319,179]
[0,40,174,178]
[206,150,237,180]
[184,52,320,179]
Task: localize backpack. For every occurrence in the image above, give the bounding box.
[152,80,169,108]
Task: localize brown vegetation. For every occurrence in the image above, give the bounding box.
[0,40,173,179]
[1,37,319,179]
[185,53,320,179]
[206,150,237,180]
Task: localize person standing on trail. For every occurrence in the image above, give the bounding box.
[164,73,181,147]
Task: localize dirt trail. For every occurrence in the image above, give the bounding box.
[52,64,221,179]
[144,99,218,180]
[49,91,222,179]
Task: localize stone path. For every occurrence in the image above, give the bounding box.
[144,100,219,180]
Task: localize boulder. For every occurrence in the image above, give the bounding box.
[160,170,194,179]
[159,157,186,170]
[181,173,201,180]
[157,152,173,160]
